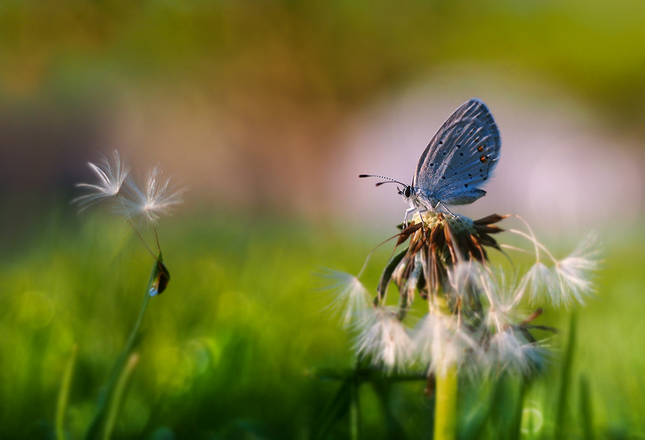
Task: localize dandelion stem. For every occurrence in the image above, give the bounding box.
[153,226,162,253]
[116,194,160,261]
[84,255,162,440]
[434,365,458,440]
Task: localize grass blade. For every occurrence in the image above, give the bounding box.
[314,378,353,440]
[56,344,79,440]
[102,353,140,440]
[579,375,594,440]
[554,313,577,440]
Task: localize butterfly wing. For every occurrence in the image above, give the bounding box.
[412,99,501,207]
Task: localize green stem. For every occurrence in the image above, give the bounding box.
[434,366,458,440]
[84,255,162,440]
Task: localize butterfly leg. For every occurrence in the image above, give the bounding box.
[403,207,418,227]
[434,201,456,218]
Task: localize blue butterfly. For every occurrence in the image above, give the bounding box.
[361,98,501,219]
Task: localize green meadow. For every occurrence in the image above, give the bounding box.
[2,1,645,438]
[2,205,644,439]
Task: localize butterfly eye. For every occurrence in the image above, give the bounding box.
[404,186,411,198]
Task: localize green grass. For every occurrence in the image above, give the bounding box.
[1,208,644,439]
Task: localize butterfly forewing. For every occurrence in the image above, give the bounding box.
[412,99,501,206]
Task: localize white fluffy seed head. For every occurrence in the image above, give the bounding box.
[355,307,413,372]
[412,312,480,377]
[483,329,546,376]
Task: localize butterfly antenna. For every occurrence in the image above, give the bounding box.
[359,174,408,187]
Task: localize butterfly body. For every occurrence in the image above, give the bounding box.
[361,98,501,216]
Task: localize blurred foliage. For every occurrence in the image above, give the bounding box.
[1,0,645,127]
[1,207,645,438]
[2,2,645,438]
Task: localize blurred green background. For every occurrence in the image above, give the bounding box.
[1,0,645,438]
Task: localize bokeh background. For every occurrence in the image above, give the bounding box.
[2,1,645,438]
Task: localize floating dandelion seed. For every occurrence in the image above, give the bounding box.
[121,166,185,226]
[73,151,186,297]
[74,151,129,209]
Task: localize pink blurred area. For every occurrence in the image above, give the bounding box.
[2,65,644,237]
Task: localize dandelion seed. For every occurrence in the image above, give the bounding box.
[478,268,523,332]
[412,312,479,377]
[122,166,185,225]
[553,233,600,306]
[355,307,413,372]
[74,151,129,209]
[522,262,554,305]
[318,269,370,327]
[486,329,546,376]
